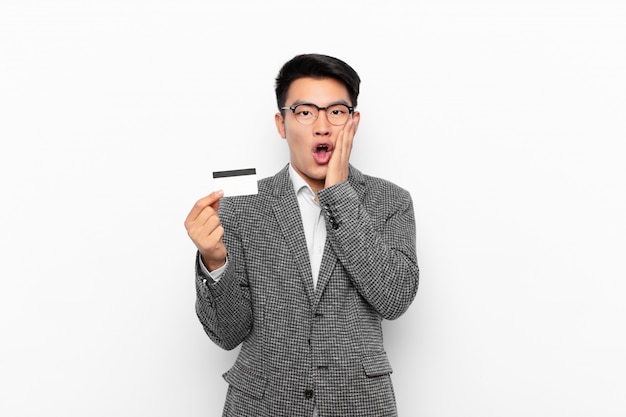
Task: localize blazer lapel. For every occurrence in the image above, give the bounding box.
[312,242,337,307]
[271,167,316,306]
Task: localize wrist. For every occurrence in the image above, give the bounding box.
[201,254,226,272]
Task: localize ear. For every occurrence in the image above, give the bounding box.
[275,112,287,138]
[352,111,361,133]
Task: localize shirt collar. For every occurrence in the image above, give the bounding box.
[288,164,315,199]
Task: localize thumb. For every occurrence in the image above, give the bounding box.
[210,190,223,212]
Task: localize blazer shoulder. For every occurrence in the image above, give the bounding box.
[356,169,413,203]
[257,164,290,197]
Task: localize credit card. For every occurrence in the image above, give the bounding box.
[211,168,258,197]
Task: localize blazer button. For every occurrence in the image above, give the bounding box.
[200,279,210,299]
[304,389,314,400]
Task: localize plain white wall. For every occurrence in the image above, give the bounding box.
[1,1,625,416]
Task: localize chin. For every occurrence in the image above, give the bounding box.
[310,166,328,180]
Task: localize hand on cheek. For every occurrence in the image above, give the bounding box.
[325,118,356,188]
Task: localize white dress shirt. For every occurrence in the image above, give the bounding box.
[288,164,326,288]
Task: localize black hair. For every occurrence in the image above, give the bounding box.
[275,53,361,111]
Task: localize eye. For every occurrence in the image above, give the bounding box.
[294,104,317,120]
[328,105,349,116]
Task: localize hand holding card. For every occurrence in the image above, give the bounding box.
[211,168,259,197]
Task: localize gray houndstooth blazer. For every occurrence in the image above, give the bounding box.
[195,164,419,417]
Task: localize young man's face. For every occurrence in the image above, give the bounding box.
[275,77,360,192]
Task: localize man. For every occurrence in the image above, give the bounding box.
[184,53,419,417]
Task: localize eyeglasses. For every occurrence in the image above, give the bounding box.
[281,103,354,126]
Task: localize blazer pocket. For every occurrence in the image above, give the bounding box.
[361,351,393,377]
[223,363,268,400]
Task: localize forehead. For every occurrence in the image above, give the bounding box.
[285,77,351,106]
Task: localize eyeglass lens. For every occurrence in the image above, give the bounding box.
[293,104,351,125]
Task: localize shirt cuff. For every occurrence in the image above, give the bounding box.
[199,256,228,282]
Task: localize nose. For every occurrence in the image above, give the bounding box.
[313,109,331,136]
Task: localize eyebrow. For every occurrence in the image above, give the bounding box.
[287,100,351,107]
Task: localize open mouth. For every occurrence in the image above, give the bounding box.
[316,144,329,153]
[313,143,332,164]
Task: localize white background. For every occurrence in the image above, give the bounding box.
[1,1,625,416]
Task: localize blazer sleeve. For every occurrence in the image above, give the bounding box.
[194,198,253,351]
[318,180,419,320]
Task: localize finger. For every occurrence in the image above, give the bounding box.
[343,118,356,151]
[185,190,224,225]
[197,222,225,252]
[190,207,220,235]
[204,223,225,249]
[333,128,344,162]
[192,194,222,229]
[343,119,356,157]
[198,220,226,251]
[188,213,223,250]
[336,120,354,161]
